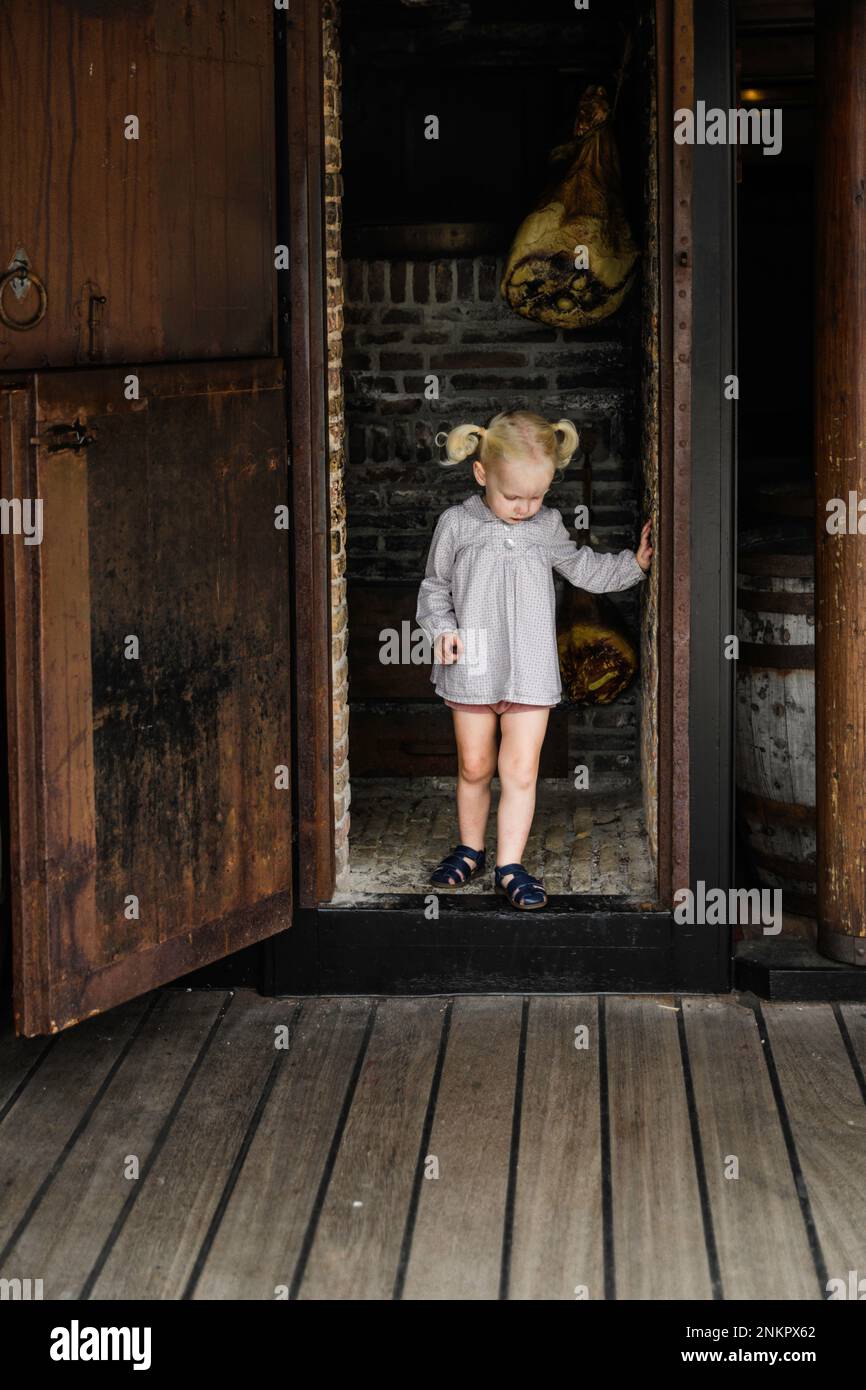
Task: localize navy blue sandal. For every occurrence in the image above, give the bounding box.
[430,843,486,888]
[495,862,548,910]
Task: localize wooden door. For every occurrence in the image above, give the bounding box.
[0,0,275,370]
[0,360,293,1035]
[0,0,303,1033]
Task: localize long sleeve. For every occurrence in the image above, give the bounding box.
[416,512,459,643]
[547,508,646,593]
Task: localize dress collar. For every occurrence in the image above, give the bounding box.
[462,493,544,527]
[463,492,498,523]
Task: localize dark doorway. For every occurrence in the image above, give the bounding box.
[336,0,660,905]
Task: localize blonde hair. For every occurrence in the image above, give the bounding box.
[439,409,579,475]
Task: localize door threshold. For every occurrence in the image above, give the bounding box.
[263,897,728,996]
[319,892,662,914]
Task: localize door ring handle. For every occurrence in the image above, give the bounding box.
[0,266,48,330]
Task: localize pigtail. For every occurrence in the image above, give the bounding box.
[552,419,580,468]
[438,422,486,467]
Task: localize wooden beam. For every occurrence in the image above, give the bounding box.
[814,0,866,965]
[280,0,336,907]
[656,0,694,907]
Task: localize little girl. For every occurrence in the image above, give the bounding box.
[416,409,653,911]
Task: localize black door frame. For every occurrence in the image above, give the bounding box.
[685,0,737,991]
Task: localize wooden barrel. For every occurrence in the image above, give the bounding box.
[736,540,816,917]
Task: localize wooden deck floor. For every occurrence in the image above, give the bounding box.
[1,989,864,1300]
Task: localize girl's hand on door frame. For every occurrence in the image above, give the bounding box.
[636,520,653,572]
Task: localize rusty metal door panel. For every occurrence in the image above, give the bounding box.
[0,0,275,370]
[0,359,292,1036]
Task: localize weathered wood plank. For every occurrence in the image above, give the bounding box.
[0,0,274,369]
[192,997,371,1300]
[509,997,602,1299]
[40,440,98,1025]
[764,1003,866,1286]
[283,0,335,907]
[155,39,275,356]
[89,991,296,1299]
[401,996,523,1300]
[7,361,293,1034]
[154,0,268,64]
[1,382,51,1036]
[0,991,225,1298]
[736,554,816,914]
[814,0,866,961]
[683,997,817,1299]
[607,995,712,1298]
[299,997,445,1299]
[0,998,150,1255]
[3,992,862,1301]
[839,1002,866,1073]
[655,0,695,905]
[0,1030,53,1113]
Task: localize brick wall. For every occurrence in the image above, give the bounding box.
[323,0,350,885]
[343,260,643,574]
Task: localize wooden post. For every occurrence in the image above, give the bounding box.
[815,0,866,964]
[279,0,336,908]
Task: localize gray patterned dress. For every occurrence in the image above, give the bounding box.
[416,492,646,706]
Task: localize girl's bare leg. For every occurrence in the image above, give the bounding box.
[496,708,551,885]
[444,707,499,882]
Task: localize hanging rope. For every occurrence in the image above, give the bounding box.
[612,23,635,118]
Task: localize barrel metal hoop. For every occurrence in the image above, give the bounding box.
[737,789,816,828]
[748,846,816,882]
[738,553,814,578]
[736,589,815,616]
[738,641,815,669]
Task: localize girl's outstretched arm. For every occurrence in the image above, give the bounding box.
[547,508,648,592]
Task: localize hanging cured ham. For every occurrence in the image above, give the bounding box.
[556,585,639,705]
[500,85,639,329]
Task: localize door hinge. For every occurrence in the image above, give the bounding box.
[30,418,97,453]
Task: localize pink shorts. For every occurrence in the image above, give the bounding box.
[445,699,548,714]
